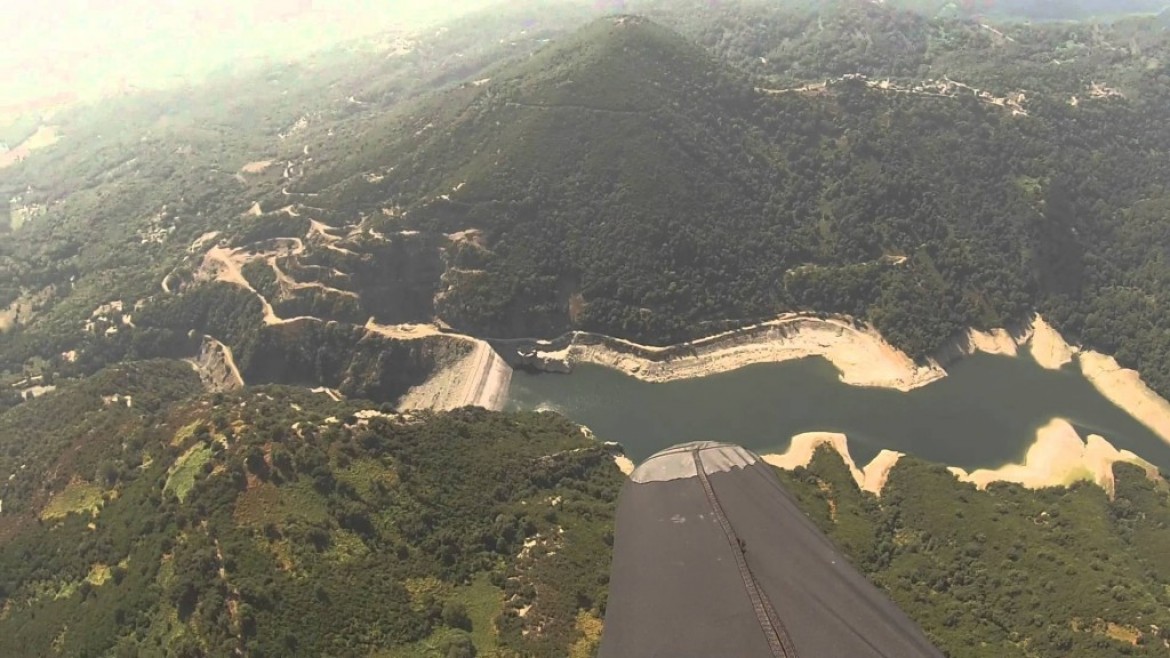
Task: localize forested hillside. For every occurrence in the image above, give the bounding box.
[8,0,1170,396]
[0,1,591,401]
[780,448,1170,657]
[885,0,1168,20]
[274,8,1170,398]
[6,2,1170,656]
[0,370,621,657]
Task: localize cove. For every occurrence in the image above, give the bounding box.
[507,348,1170,471]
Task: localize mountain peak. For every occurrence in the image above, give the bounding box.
[492,15,736,114]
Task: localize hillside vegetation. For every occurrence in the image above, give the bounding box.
[274,9,1170,401]
[5,2,1170,656]
[6,366,1170,657]
[7,2,1170,397]
[780,448,1170,657]
[0,371,621,657]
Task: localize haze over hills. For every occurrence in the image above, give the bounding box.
[6,1,1170,656]
[0,0,504,117]
[887,0,1170,20]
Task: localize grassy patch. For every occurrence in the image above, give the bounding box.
[170,421,202,448]
[324,529,370,564]
[404,577,453,612]
[26,577,78,603]
[86,563,112,586]
[40,480,104,520]
[158,551,175,583]
[336,458,399,501]
[377,628,474,658]
[462,574,505,654]
[568,610,603,658]
[164,444,213,502]
[233,480,328,528]
[1015,175,1045,200]
[383,574,505,657]
[260,536,300,573]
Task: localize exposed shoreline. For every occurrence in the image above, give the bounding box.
[400,310,1170,480]
[497,314,944,392]
[500,314,1170,449]
[761,420,1161,498]
[947,418,1160,497]
[761,432,904,495]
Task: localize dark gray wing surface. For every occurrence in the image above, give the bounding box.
[598,442,943,658]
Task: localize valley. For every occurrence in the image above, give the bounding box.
[505,314,1170,481]
[5,1,1170,656]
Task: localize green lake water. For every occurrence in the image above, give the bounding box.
[506,349,1170,471]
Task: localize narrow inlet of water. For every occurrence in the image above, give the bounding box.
[507,349,1170,470]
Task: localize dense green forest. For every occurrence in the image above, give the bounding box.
[7,0,1170,393]
[0,371,621,657]
[780,447,1170,657]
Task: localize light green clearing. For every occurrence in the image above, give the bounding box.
[164,444,213,502]
[40,481,104,520]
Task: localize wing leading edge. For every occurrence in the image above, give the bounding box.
[598,442,943,658]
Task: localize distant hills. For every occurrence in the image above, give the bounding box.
[888,0,1169,20]
[279,12,1170,405]
[6,5,1170,656]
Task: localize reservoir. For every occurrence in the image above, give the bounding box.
[507,349,1170,471]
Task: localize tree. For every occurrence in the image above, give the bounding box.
[440,631,477,658]
[442,601,473,631]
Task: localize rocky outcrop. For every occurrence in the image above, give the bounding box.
[191,335,244,392]
[397,339,513,412]
[243,321,473,405]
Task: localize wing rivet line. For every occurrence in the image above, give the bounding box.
[691,447,799,658]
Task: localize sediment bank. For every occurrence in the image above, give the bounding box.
[761,421,1161,498]
[188,335,245,392]
[498,314,1170,449]
[495,314,944,392]
[761,432,903,495]
[948,418,1160,497]
[1078,351,1170,449]
[497,315,1076,392]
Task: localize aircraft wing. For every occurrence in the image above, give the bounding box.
[598,442,943,658]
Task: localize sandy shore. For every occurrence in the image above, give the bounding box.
[397,339,512,412]
[761,432,904,495]
[523,315,946,392]
[948,418,1160,497]
[761,421,1160,498]
[518,314,1084,393]
[1078,351,1170,446]
[1026,316,1074,370]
